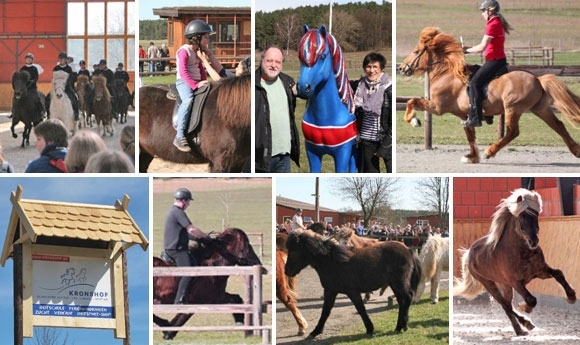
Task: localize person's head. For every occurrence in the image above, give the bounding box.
[236,56,251,76]
[67,56,74,64]
[120,125,135,159]
[79,60,86,69]
[64,130,107,173]
[173,187,193,209]
[362,52,386,82]
[99,59,107,68]
[58,51,68,65]
[117,62,124,70]
[84,150,134,173]
[93,64,99,71]
[479,0,500,16]
[295,207,303,215]
[149,41,155,46]
[33,119,68,154]
[25,53,34,64]
[260,46,284,82]
[184,19,213,49]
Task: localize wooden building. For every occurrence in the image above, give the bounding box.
[276,196,359,228]
[153,6,251,68]
[0,0,135,110]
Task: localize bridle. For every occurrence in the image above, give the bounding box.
[400,48,426,75]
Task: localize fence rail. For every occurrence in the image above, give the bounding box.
[153,265,271,344]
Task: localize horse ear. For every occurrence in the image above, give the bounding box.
[320,25,327,36]
[303,24,310,35]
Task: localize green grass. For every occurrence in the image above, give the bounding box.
[152,181,273,344]
[305,290,449,345]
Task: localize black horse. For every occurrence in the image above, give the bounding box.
[11,71,44,147]
[153,228,262,340]
[113,79,130,124]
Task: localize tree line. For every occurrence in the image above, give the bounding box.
[256,1,392,53]
[140,19,167,41]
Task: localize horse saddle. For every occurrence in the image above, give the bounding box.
[465,64,509,99]
[170,83,211,141]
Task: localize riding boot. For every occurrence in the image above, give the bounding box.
[174,276,193,304]
[463,89,482,127]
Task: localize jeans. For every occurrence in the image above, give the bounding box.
[148,60,156,73]
[166,249,197,304]
[269,154,291,173]
[175,79,194,138]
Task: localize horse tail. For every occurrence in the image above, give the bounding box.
[410,250,422,298]
[453,248,486,299]
[538,74,580,127]
[286,275,300,300]
[419,237,437,281]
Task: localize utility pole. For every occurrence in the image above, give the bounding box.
[329,0,333,34]
[314,178,320,222]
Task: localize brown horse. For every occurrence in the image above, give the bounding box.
[139,74,250,173]
[276,250,308,336]
[285,229,421,338]
[75,74,91,128]
[153,227,262,340]
[91,75,114,137]
[399,27,580,163]
[454,188,576,336]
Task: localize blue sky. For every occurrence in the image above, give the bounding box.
[276,177,430,211]
[0,177,149,345]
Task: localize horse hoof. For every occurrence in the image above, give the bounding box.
[12,134,17,139]
[460,156,479,164]
[567,294,576,304]
[410,118,422,127]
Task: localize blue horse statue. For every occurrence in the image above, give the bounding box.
[297,24,357,173]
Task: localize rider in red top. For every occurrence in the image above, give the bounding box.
[463,0,513,127]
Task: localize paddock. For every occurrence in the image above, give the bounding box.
[153,265,272,344]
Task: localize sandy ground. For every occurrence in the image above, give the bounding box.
[396,144,580,173]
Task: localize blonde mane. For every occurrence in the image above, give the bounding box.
[486,188,543,250]
[417,27,469,83]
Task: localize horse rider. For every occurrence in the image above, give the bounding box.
[92,59,117,118]
[291,208,306,231]
[114,62,133,107]
[9,53,45,119]
[77,60,91,80]
[462,0,513,127]
[47,51,80,121]
[163,188,212,304]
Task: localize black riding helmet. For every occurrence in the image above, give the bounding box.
[184,19,213,39]
[25,53,34,60]
[174,188,193,201]
[480,0,500,12]
[58,51,67,59]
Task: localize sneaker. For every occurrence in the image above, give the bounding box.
[462,118,482,127]
[173,137,191,152]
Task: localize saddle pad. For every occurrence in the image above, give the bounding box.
[171,83,211,136]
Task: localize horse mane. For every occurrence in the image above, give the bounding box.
[418,27,469,83]
[213,73,250,129]
[298,25,354,114]
[486,188,543,250]
[12,70,30,84]
[289,229,353,263]
[52,70,69,82]
[92,75,111,100]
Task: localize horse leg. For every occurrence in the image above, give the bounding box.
[279,289,308,335]
[460,126,480,163]
[153,314,171,327]
[498,282,535,331]
[309,289,338,339]
[139,147,154,173]
[163,312,194,340]
[404,97,441,127]
[346,291,374,336]
[429,267,441,303]
[305,144,323,173]
[477,277,529,336]
[390,280,413,333]
[536,266,577,304]
[531,107,580,157]
[483,110,522,158]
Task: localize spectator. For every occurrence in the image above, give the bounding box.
[64,130,107,173]
[138,45,146,73]
[158,43,169,71]
[147,41,159,74]
[120,124,135,165]
[291,208,306,231]
[0,145,14,173]
[356,221,364,236]
[25,119,68,173]
[84,150,135,173]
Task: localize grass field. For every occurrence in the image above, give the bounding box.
[152,179,272,344]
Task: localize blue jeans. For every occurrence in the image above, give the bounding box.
[148,60,156,73]
[175,79,194,138]
[269,154,291,173]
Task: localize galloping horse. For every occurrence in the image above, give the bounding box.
[139,74,250,173]
[285,229,421,338]
[50,70,76,136]
[91,75,114,137]
[297,25,357,172]
[153,228,262,340]
[10,71,44,147]
[454,188,576,336]
[399,27,580,163]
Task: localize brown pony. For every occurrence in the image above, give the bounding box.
[276,250,308,336]
[399,27,580,163]
[139,74,250,173]
[285,229,422,338]
[91,75,114,137]
[454,188,576,336]
[75,74,91,128]
[153,227,262,340]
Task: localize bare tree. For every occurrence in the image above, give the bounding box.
[320,10,363,52]
[330,177,399,227]
[275,14,302,56]
[415,177,450,228]
[30,328,73,345]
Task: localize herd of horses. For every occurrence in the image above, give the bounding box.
[10,69,132,147]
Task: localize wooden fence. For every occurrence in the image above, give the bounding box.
[397,65,580,147]
[508,47,554,66]
[139,56,240,77]
[247,232,264,261]
[153,265,271,344]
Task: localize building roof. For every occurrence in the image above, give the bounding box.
[276,196,338,213]
[1,186,148,266]
[153,7,251,18]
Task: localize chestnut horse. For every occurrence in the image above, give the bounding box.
[139,74,250,173]
[454,188,576,336]
[285,229,421,338]
[153,227,262,340]
[276,250,308,336]
[399,27,580,163]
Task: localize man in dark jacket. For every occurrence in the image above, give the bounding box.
[255,45,300,172]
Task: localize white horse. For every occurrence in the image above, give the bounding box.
[50,70,76,136]
[413,235,449,304]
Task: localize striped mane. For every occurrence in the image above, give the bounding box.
[298,25,354,114]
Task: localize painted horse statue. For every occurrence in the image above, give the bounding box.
[297,25,357,173]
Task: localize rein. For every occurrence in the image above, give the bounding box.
[401,48,426,74]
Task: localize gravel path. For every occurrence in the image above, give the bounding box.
[396,144,580,173]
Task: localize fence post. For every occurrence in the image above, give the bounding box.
[252,265,263,337]
[424,71,432,150]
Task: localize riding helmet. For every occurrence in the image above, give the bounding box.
[25,53,34,60]
[479,0,500,12]
[184,19,213,39]
[58,51,67,59]
[296,208,303,213]
[174,188,193,201]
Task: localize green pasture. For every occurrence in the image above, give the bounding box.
[304,290,449,345]
[152,182,273,344]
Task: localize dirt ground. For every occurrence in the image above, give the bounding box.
[276,266,450,344]
[453,297,580,344]
[397,144,580,173]
[0,111,135,172]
